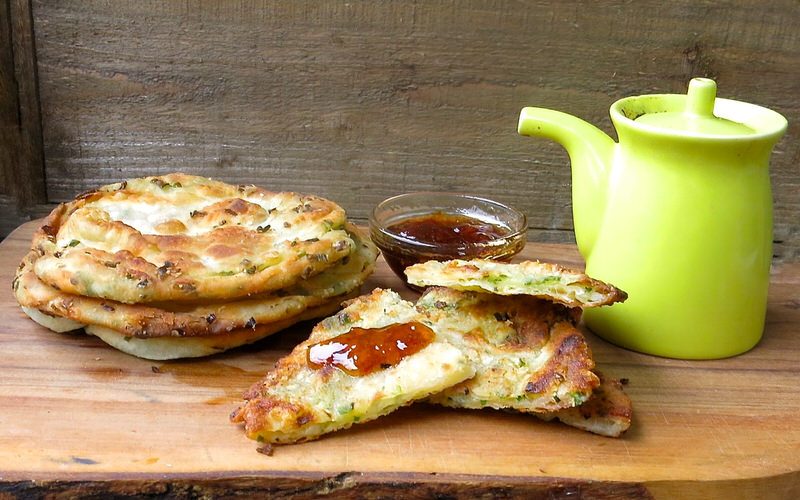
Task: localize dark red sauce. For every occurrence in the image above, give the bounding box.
[307,322,435,376]
[389,212,507,246]
[380,213,516,288]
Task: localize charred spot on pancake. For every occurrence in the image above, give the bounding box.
[174,281,197,293]
[156,261,174,279]
[41,224,58,239]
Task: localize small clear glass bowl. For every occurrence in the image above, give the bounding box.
[369,192,528,288]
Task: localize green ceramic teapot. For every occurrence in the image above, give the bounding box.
[518,78,787,359]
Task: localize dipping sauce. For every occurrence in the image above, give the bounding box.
[390,212,506,246]
[369,192,528,289]
[379,212,522,286]
[307,322,435,376]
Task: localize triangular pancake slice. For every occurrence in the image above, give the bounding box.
[405,259,627,308]
[536,372,632,437]
[230,288,475,444]
[417,287,599,413]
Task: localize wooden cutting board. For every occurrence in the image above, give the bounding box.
[1,221,799,499]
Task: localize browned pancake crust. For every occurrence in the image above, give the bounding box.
[537,373,632,437]
[29,173,354,303]
[84,295,354,360]
[231,289,474,444]
[406,259,627,308]
[14,225,377,338]
[419,287,599,412]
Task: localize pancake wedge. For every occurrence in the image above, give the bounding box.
[231,288,475,444]
[406,259,627,308]
[536,373,632,437]
[418,287,599,413]
[30,173,355,303]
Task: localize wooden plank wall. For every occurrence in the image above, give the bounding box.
[1,0,47,237]
[2,0,799,260]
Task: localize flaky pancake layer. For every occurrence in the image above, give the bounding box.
[30,173,355,303]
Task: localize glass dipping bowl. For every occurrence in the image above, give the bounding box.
[369,192,528,289]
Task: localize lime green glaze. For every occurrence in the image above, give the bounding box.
[518,78,787,359]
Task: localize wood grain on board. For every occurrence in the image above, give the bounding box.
[1,221,799,498]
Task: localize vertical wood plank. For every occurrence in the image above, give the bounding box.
[0,0,47,236]
[1,0,798,260]
[0,0,16,197]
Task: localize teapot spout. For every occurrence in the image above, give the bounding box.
[518,107,616,259]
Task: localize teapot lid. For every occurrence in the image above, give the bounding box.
[634,78,755,135]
